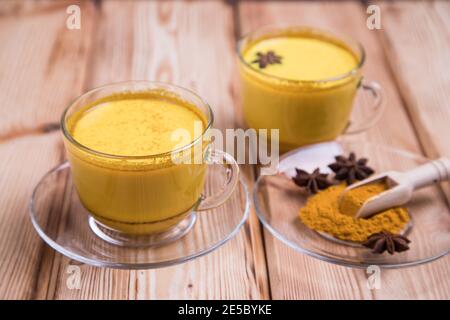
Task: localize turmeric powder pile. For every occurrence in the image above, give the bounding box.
[299,182,410,243]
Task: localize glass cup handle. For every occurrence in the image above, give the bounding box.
[345,79,385,134]
[196,149,240,211]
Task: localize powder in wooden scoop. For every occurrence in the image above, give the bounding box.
[299,183,410,243]
[339,181,388,217]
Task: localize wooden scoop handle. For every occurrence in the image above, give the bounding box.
[407,157,450,190]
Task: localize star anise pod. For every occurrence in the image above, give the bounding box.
[363,231,411,255]
[251,51,282,69]
[292,168,332,194]
[328,152,375,185]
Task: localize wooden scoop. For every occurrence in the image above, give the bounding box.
[339,157,450,219]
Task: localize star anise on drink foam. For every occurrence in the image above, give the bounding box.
[251,51,282,69]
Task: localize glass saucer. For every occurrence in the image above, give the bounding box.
[254,140,450,268]
[30,162,249,269]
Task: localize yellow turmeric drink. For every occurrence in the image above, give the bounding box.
[63,91,208,235]
[238,27,362,152]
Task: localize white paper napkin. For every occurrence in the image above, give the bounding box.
[279,141,344,178]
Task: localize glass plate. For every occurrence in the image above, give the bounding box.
[254,141,450,268]
[30,162,249,269]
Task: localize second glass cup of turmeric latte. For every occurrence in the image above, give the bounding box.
[237,26,384,152]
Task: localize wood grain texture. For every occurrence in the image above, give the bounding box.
[32,0,269,300]
[0,133,63,299]
[0,0,65,17]
[1,0,449,300]
[0,0,96,140]
[377,0,450,159]
[373,0,450,299]
[0,0,96,300]
[238,0,450,299]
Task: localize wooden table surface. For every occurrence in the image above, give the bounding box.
[1,0,449,300]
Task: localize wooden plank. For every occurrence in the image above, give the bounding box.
[0,1,96,300]
[0,0,96,139]
[377,0,450,160]
[0,133,63,299]
[373,1,450,300]
[0,0,64,17]
[39,0,269,300]
[238,0,450,299]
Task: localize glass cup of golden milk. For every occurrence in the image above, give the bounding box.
[61,82,239,246]
[238,26,384,152]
